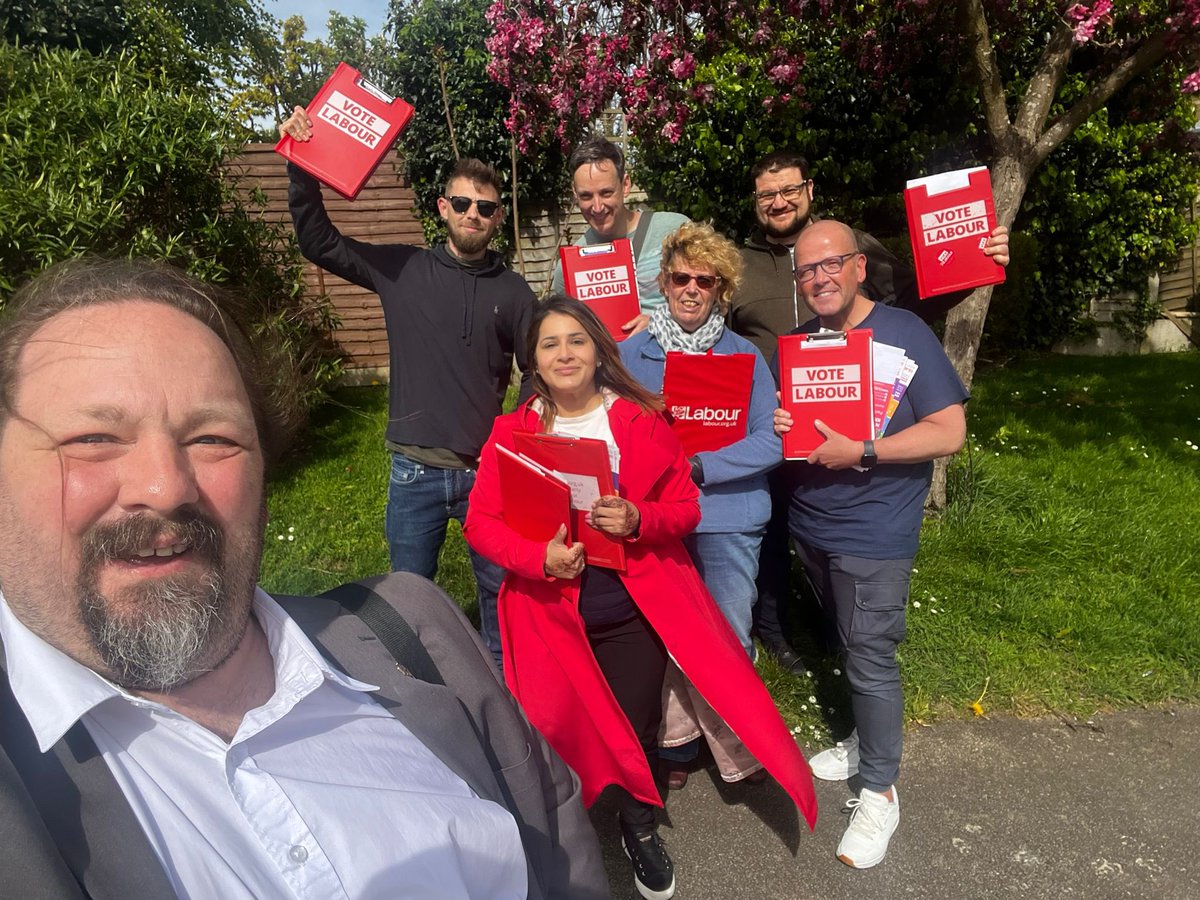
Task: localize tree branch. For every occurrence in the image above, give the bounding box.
[959,0,1012,147]
[1031,29,1174,169]
[1011,21,1075,146]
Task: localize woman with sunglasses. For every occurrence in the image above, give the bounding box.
[619,221,784,790]
[465,296,814,900]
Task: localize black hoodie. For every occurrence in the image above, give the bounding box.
[728,222,967,362]
[288,165,534,459]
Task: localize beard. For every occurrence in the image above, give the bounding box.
[446,217,495,256]
[76,511,259,691]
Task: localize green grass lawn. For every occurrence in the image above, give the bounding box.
[261,351,1200,742]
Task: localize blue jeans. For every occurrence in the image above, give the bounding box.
[684,529,762,658]
[385,451,504,665]
[662,529,762,764]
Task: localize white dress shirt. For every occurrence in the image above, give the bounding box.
[0,589,528,899]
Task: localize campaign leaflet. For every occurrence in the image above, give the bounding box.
[559,240,641,341]
[904,166,1005,298]
[662,352,754,455]
[275,62,415,200]
[777,329,875,460]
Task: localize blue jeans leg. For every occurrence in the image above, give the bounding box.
[385,453,503,667]
[385,452,450,579]
[684,530,762,658]
[450,467,504,668]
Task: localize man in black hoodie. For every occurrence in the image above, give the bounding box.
[281,107,534,663]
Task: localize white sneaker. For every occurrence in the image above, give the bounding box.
[808,730,859,781]
[836,786,899,869]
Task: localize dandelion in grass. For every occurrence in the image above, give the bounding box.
[808,696,817,704]
[913,600,921,608]
[832,668,842,676]
[276,534,284,541]
[970,677,990,717]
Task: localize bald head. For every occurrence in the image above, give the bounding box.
[792,219,872,331]
[796,220,858,258]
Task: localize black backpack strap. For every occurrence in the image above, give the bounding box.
[320,582,446,686]
[630,208,654,261]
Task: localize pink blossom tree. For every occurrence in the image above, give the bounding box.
[488,0,1198,392]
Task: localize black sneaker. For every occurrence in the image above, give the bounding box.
[620,820,676,899]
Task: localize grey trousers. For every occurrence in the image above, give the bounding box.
[793,541,913,792]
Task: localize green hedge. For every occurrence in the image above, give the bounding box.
[0,43,341,420]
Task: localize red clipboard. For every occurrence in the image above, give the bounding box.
[777,329,875,460]
[904,166,1005,298]
[275,62,416,200]
[512,431,626,571]
[559,240,641,341]
[662,352,755,455]
[495,445,572,544]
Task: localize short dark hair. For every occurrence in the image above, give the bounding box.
[0,258,298,465]
[527,295,662,430]
[446,157,501,195]
[750,150,811,183]
[568,136,626,182]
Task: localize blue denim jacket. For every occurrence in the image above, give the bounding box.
[620,328,781,533]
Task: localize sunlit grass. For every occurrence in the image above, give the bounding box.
[261,351,1200,737]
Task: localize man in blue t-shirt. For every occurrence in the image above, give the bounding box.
[776,220,969,870]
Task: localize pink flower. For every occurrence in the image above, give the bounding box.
[669,54,696,80]
[661,121,682,142]
[1183,70,1200,94]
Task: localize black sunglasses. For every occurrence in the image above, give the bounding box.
[446,195,500,218]
[668,271,721,290]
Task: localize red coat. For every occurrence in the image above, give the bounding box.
[465,398,817,829]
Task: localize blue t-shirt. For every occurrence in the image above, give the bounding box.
[787,303,968,559]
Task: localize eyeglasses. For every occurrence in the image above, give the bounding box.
[753,182,810,206]
[793,252,860,283]
[668,271,721,290]
[446,195,501,218]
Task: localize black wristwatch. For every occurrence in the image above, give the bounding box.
[859,439,878,469]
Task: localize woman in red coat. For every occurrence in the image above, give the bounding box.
[465,297,816,900]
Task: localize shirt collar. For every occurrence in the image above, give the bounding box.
[0,587,377,754]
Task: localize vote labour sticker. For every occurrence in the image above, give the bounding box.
[317,90,392,149]
[572,265,631,301]
[920,200,989,246]
[790,365,861,402]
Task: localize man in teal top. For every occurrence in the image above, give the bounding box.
[550,136,689,335]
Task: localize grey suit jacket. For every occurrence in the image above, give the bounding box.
[0,573,608,899]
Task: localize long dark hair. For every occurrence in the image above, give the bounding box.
[527,295,663,431]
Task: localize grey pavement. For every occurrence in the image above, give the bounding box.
[589,706,1200,899]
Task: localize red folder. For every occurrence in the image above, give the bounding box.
[512,431,626,570]
[904,166,1005,298]
[495,445,572,544]
[559,240,641,341]
[662,352,755,455]
[777,329,875,460]
[275,62,416,200]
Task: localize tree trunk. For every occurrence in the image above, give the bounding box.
[929,158,1030,509]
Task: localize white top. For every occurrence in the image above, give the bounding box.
[551,393,622,481]
[0,589,527,900]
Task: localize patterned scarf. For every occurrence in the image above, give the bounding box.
[647,304,725,354]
